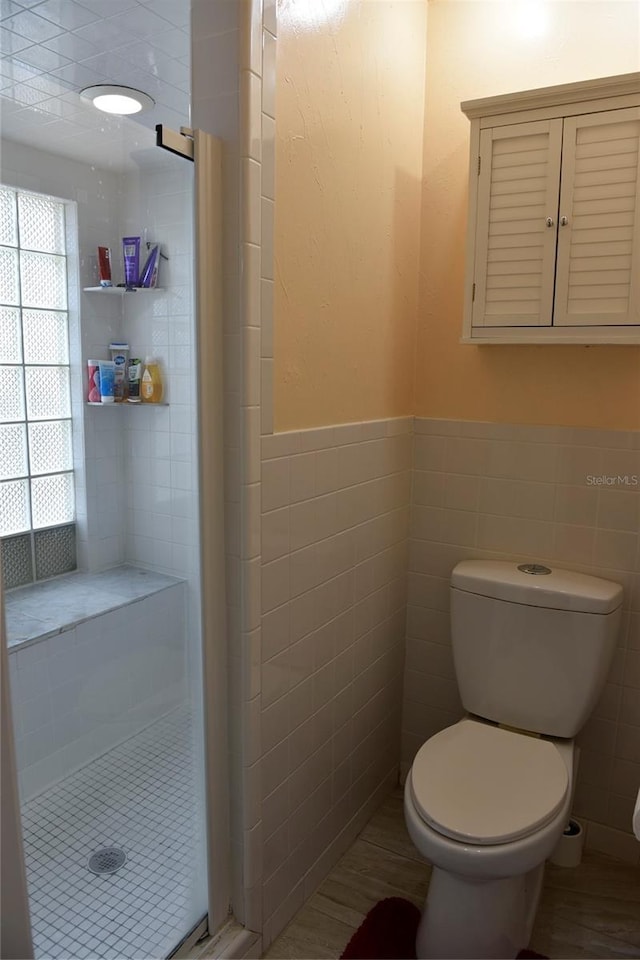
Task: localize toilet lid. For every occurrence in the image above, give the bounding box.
[410,720,569,845]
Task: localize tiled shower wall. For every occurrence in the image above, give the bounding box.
[403,418,640,864]
[120,162,198,584]
[119,161,206,797]
[260,418,412,944]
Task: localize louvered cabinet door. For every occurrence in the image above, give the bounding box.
[472,119,563,327]
[554,106,640,327]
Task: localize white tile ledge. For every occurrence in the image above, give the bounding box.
[261,416,414,459]
[415,417,639,448]
[5,565,184,651]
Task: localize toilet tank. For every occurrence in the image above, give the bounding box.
[450,561,623,738]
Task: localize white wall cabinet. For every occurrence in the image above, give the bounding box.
[462,73,640,343]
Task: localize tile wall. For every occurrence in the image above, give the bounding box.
[194,0,278,934]
[120,161,198,584]
[403,417,640,865]
[8,580,186,801]
[0,0,190,171]
[233,0,278,933]
[259,418,412,945]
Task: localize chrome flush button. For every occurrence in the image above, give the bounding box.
[517,563,552,575]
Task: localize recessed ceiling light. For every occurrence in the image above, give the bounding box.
[80,84,155,116]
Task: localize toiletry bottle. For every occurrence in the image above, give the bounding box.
[97,247,112,286]
[98,359,116,404]
[122,236,141,288]
[141,357,163,403]
[110,341,130,402]
[139,244,160,288]
[127,358,142,403]
[87,360,101,403]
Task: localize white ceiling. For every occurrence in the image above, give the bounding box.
[0,0,190,170]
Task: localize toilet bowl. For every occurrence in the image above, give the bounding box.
[404,560,623,960]
[404,719,574,960]
[406,720,574,877]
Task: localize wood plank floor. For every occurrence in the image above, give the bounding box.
[264,789,640,960]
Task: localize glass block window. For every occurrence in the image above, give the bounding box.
[0,185,75,586]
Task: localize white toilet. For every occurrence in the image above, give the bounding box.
[404,559,623,960]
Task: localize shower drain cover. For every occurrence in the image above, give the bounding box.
[88,847,126,875]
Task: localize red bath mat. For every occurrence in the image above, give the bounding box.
[341,897,420,959]
[339,897,548,959]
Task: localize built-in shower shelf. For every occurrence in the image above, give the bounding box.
[83,286,163,293]
[86,402,170,407]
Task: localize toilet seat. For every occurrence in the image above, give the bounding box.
[410,719,569,845]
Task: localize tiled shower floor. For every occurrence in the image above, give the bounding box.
[21,707,205,960]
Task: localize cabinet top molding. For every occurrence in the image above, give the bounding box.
[461,72,640,120]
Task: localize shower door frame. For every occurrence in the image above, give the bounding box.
[1,584,34,960]
[0,127,231,958]
[193,127,231,939]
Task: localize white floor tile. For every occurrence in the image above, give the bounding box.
[22,707,205,960]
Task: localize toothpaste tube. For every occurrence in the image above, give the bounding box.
[122,236,140,287]
[98,360,115,404]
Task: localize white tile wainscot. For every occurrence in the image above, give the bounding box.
[403,417,640,864]
[6,566,186,801]
[259,416,413,946]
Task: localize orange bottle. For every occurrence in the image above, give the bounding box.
[141,356,164,403]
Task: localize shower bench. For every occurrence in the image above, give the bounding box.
[5,565,187,800]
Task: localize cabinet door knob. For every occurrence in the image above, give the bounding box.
[560,216,569,226]
[546,217,555,227]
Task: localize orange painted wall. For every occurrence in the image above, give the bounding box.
[416,0,640,429]
[274,0,427,430]
[274,0,640,431]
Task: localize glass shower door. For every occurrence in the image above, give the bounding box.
[2,141,209,960]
